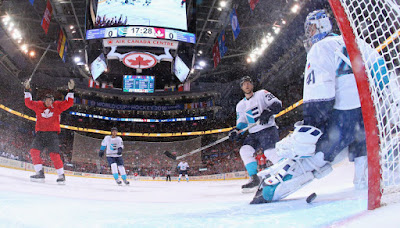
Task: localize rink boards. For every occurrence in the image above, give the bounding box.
[0,157,248,181]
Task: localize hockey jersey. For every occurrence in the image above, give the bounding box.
[178,161,189,171]
[303,34,386,128]
[101,135,124,157]
[24,92,74,133]
[236,90,282,134]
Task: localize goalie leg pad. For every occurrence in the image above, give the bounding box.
[269,171,315,201]
[276,124,322,159]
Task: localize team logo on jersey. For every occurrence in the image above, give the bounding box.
[307,63,311,70]
[41,109,53,118]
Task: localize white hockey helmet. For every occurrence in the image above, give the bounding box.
[240,76,253,87]
[303,9,332,52]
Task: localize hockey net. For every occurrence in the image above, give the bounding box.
[329,0,400,209]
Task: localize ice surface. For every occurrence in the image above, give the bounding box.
[0,160,400,228]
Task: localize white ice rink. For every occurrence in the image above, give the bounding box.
[1,160,400,228]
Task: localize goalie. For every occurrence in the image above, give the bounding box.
[250,9,388,204]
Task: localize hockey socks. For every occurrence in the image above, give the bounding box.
[49,152,64,170]
[30,148,43,165]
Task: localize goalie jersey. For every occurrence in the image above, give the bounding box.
[303,34,387,128]
[236,90,282,134]
[101,136,124,158]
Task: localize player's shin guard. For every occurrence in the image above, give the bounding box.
[178,174,182,182]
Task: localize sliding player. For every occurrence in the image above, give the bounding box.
[250,9,388,204]
[229,76,282,193]
[99,127,130,185]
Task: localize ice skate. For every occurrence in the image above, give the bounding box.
[30,169,45,183]
[241,174,260,193]
[56,174,66,185]
[115,179,122,185]
[123,179,130,185]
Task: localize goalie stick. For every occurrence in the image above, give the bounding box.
[164,120,260,160]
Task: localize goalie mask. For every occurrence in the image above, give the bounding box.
[303,9,332,52]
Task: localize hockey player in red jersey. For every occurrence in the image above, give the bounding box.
[24,79,75,184]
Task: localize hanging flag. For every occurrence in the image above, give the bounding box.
[218,30,227,58]
[88,79,100,88]
[29,0,34,5]
[230,9,240,40]
[41,0,53,34]
[248,0,259,10]
[57,30,67,59]
[212,41,221,68]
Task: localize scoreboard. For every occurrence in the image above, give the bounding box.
[123,75,155,93]
[86,26,196,44]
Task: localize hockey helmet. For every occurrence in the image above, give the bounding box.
[240,76,253,87]
[303,9,332,52]
[44,94,54,102]
[111,127,118,132]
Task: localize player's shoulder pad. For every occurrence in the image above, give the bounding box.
[236,98,246,110]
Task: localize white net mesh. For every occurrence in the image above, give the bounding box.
[338,0,400,205]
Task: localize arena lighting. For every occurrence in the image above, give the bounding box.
[29,51,35,57]
[20,44,28,51]
[199,61,206,67]
[217,7,222,11]
[198,50,203,54]
[219,1,227,7]
[190,68,195,73]
[74,56,81,63]
[69,25,74,29]
[246,57,252,63]
[207,30,212,35]
[291,4,300,13]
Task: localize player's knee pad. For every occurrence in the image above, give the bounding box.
[263,148,281,164]
[29,149,42,165]
[240,145,256,164]
[110,163,118,174]
[118,165,126,175]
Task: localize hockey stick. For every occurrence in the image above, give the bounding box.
[164,120,260,160]
[26,44,52,84]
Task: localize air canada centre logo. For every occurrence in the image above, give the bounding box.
[122,53,157,69]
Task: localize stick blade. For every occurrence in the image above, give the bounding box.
[164,151,176,160]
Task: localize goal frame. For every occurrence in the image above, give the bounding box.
[328,0,382,210]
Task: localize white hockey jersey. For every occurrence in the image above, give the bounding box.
[236,90,281,134]
[101,135,124,157]
[304,35,362,110]
[178,162,189,171]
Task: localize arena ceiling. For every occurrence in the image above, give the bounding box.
[0,0,332,90]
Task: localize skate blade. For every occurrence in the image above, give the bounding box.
[30,178,45,183]
[57,181,66,185]
[241,187,258,194]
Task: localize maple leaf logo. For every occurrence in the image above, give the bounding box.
[41,109,54,118]
[127,55,152,68]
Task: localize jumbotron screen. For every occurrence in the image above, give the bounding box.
[96,0,187,31]
[123,75,155,93]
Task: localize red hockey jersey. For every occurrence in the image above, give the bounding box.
[24,92,74,133]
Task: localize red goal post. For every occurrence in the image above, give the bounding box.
[329,0,400,210]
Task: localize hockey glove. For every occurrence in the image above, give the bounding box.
[259,109,273,125]
[99,150,105,158]
[23,80,31,92]
[276,121,323,159]
[117,147,123,155]
[229,129,241,142]
[68,79,75,92]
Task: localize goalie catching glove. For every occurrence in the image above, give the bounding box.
[276,121,323,159]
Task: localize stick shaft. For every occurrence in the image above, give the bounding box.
[176,121,260,160]
[28,44,51,81]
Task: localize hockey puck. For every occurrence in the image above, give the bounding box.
[306,193,317,203]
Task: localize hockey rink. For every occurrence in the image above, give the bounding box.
[1,161,400,228]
